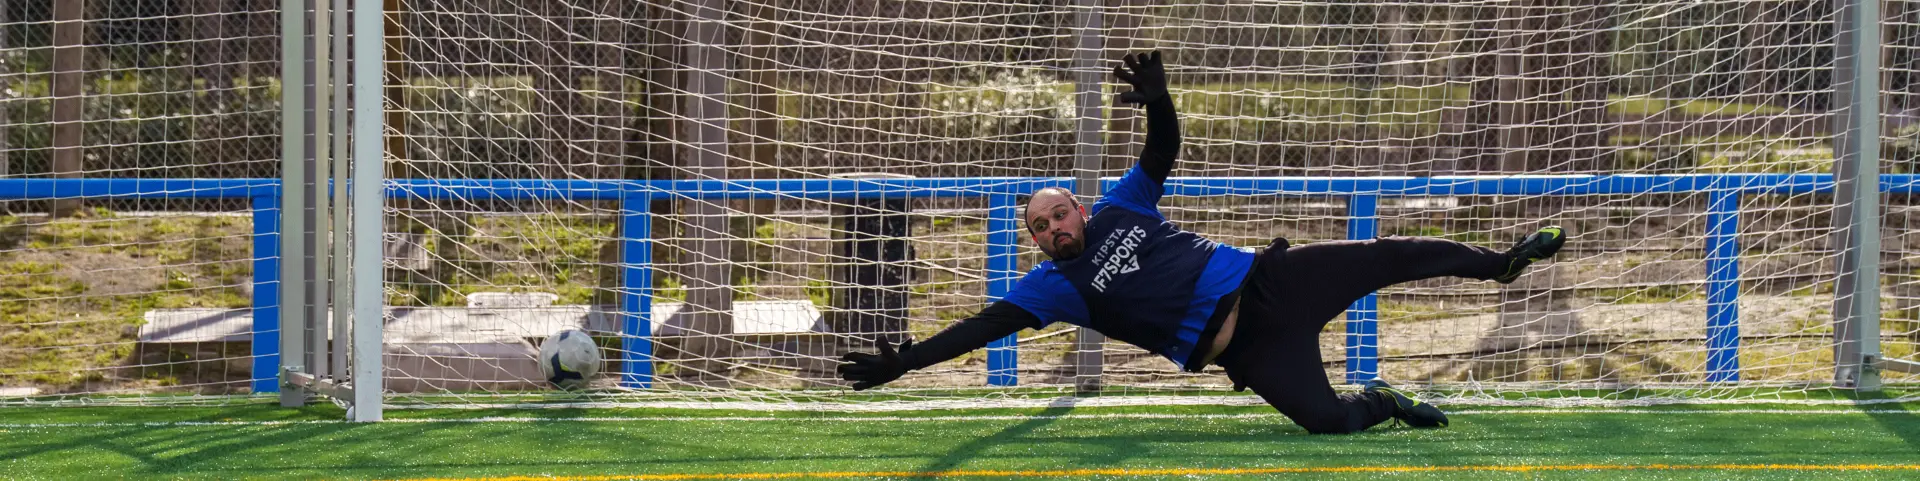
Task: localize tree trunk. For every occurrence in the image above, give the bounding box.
[1483,2,1530,174]
[589,4,622,181]
[193,0,236,179]
[1473,0,1603,174]
[1741,2,1777,109]
[0,0,10,178]
[533,0,585,179]
[674,0,736,384]
[736,2,780,226]
[383,0,407,178]
[737,4,780,181]
[1381,4,1417,176]
[633,2,679,183]
[1461,4,1500,174]
[590,1,627,307]
[1567,2,1611,173]
[1105,0,1144,176]
[1434,3,1475,176]
[1101,0,1147,177]
[50,0,85,217]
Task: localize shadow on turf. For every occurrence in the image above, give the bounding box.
[905,397,1454,473]
[1853,390,1920,450]
[914,403,1079,473]
[0,405,466,477]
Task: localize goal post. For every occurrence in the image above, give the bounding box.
[274,0,387,421]
[275,0,308,408]
[1831,0,1884,393]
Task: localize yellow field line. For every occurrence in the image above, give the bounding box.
[390,464,1920,481]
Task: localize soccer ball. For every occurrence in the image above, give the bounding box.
[536,329,602,390]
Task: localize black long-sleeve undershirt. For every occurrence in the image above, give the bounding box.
[900,300,1042,371]
[1137,96,1181,184]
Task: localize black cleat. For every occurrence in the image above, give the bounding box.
[1493,226,1566,284]
[1365,379,1448,429]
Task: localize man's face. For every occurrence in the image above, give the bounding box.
[1026,190,1087,260]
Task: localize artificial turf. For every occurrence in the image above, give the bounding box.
[3,401,1919,480]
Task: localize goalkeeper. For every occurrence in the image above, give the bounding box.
[837,52,1566,434]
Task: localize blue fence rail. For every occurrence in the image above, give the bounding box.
[4,174,1915,392]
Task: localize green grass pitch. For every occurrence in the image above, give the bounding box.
[3,402,1919,480]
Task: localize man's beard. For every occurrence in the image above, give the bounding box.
[1047,235,1084,260]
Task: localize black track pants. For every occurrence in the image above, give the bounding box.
[1213,236,1508,434]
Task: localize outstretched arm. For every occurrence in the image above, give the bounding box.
[1094,52,1181,216]
[1114,51,1180,183]
[837,301,1041,390]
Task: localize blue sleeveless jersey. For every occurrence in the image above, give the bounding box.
[1002,166,1254,369]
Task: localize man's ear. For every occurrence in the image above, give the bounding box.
[1080,205,1089,217]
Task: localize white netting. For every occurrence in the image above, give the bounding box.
[0,2,280,403]
[4,1,1919,409]
[1883,0,1920,396]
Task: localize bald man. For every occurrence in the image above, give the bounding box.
[838,51,1566,434]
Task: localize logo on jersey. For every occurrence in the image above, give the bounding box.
[1091,225,1147,292]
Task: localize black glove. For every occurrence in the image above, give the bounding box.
[1112,51,1168,106]
[837,338,915,391]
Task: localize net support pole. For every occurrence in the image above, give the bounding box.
[986,193,1020,386]
[1344,194,1379,384]
[1831,0,1883,392]
[1705,188,1742,382]
[275,0,309,404]
[348,0,386,422]
[310,0,333,384]
[1068,0,1108,394]
[620,191,655,389]
[329,0,353,385]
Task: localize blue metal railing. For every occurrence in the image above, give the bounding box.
[1345,193,1380,384]
[250,194,282,394]
[4,174,1913,392]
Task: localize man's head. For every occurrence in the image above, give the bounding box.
[1025,187,1088,260]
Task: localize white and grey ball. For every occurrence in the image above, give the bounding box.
[536,329,602,390]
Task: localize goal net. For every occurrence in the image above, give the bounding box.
[3,1,1917,411]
